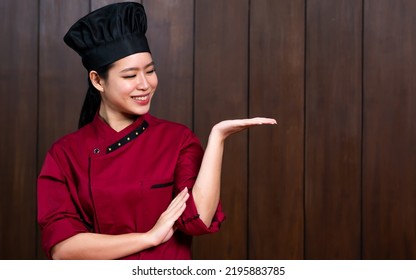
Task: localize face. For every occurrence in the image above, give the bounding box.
[95,52,158,124]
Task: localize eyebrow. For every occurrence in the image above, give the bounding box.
[119,62,155,73]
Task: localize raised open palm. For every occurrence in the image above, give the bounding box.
[212,117,277,140]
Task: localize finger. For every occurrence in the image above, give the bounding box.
[257,117,277,124]
[166,187,187,208]
[172,202,187,221]
[160,199,187,225]
[168,188,189,209]
[245,117,277,125]
[162,189,189,220]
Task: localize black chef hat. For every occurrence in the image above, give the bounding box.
[63,2,150,71]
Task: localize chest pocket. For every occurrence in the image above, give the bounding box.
[150,181,174,189]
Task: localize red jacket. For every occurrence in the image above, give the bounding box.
[37,113,225,259]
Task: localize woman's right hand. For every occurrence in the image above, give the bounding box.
[146,187,189,246]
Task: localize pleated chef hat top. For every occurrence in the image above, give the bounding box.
[63,2,150,71]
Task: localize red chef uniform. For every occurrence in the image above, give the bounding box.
[37,113,225,259]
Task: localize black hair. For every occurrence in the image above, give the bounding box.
[78,64,112,128]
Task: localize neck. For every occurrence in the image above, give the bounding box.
[98,109,137,132]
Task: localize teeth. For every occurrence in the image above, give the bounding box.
[132,96,147,101]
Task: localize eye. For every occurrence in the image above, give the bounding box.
[123,75,136,79]
[146,69,156,75]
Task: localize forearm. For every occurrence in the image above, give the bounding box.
[192,129,225,227]
[51,232,154,260]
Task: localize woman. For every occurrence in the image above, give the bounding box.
[37,2,276,260]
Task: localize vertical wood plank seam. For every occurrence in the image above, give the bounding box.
[246,0,251,260]
[35,0,41,258]
[192,0,196,132]
[360,0,365,260]
[303,0,308,260]
[191,0,196,257]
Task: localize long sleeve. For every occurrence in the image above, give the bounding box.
[173,130,225,235]
[37,150,89,259]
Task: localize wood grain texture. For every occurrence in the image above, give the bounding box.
[38,0,89,160]
[143,0,194,128]
[92,0,137,11]
[193,0,250,259]
[305,0,363,259]
[0,0,38,259]
[363,0,416,259]
[249,0,305,259]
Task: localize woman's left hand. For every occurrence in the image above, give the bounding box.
[211,117,277,141]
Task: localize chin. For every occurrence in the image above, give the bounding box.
[133,107,151,116]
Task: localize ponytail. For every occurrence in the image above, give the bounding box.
[78,64,112,128]
[78,79,101,128]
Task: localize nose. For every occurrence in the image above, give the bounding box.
[136,72,149,90]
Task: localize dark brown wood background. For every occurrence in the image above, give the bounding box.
[1,0,415,260]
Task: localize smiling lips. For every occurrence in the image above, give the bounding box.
[131,94,150,105]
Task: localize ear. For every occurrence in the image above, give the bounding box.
[89,71,104,92]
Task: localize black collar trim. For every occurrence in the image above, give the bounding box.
[106,120,148,154]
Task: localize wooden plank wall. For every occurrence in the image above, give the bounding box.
[305,0,363,259]
[0,0,38,259]
[249,0,305,259]
[1,0,415,260]
[192,0,250,259]
[362,0,416,259]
